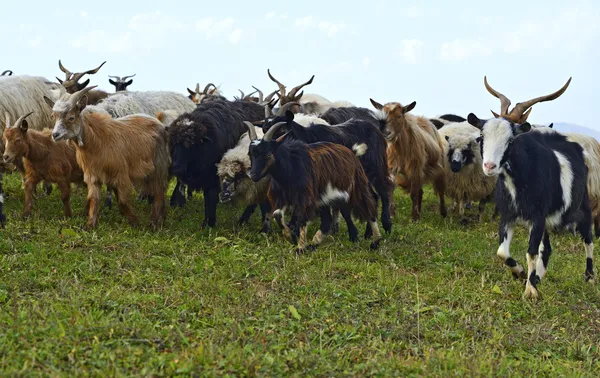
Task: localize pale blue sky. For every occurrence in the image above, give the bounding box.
[2,0,598,127]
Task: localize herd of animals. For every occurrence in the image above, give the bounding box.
[0,62,597,300]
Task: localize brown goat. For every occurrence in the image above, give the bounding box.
[2,112,84,219]
[43,86,169,230]
[370,99,447,222]
[57,60,110,105]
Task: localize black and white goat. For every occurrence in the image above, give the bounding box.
[247,122,381,253]
[429,114,466,129]
[468,113,594,299]
[262,104,394,235]
[108,74,136,91]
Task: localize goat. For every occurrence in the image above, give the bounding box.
[370,98,447,222]
[262,103,394,235]
[167,99,255,228]
[56,60,110,105]
[187,83,226,104]
[247,121,381,253]
[2,112,84,219]
[108,74,136,91]
[438,122,496,222]
[43,86,169,230]
[1,70,12,76]
[471,75,594,300]
[217,124,273,232]
[429,114,466,129]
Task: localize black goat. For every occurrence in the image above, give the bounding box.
[468,113,594,300]
[168,100,262,227]
[247,121,381,253]
[262,105,394,236]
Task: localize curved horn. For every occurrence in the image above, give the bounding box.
[243,121,258,140]
[70,85,98,105]
[263,121,287,142]
[243,89,258,100]
[203,83,216,94]
[195,83,200,93]
[4,112,11,129]
[484,76,511,117]
[264,88,280,103]
[252,86,264,102]
[288,75,314,98]
[1,70,13,76]
[267,69,286,98]
[238,89,245,99]
[58,60,72,75]
[276,101,302,116]
[121,74,136,81]
[14,111,34,129]
[509,77,572,122]
[108,75,122,81]
[264,104,274,119]
[70,61,107,84]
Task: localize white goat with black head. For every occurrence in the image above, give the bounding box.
[471,76,594,300]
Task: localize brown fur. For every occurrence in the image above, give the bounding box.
[372,100,447,221]
[3,127,84,218]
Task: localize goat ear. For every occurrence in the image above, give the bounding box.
[20,119,29,132]
[402,101,416,114]
[467,113,484,130]
[187,87,195,96]
[444,135,450,142]
[43,96,55,109]
[78,95,89,109]
[370,98,383,110]
[109,79,117,86]
[124,79,133,87]
[285,110,295,122]
[515,122,531,135]
[548,123,554,129]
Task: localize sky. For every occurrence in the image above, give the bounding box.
[2,0,599,128]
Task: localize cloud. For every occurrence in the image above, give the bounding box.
[265,11,276,20]
[362,57,371,68]
[400,39,424,64]
[80,11,88,19]
[195,17,242,44]
[318,21,346,38]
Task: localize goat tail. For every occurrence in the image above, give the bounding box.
[352,143,368,157]
[350,167,378,222]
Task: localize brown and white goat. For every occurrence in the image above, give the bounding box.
[370,99,447,222]
[247,121,382,253]
[2,112,84,219]
[43,86,169,230]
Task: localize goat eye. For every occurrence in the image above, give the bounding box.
[69,116,75,122]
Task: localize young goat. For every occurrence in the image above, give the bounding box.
[44,86,169,230]
[247,121,382,253]
[370,99,447,222]
[2,112,84,219]
[217,124,273,233]
[468,112,594,300]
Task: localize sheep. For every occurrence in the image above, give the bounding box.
[108,74,136,91]
[370,98,447,222]
[438,122,497,222]
[94,90,196,118]
[262,102,394,235]
[56,60,110,105]
[216,123,273,232]
[167,99,261,228]
[2,111,84,219]
[43,86,169,230]
[246,121,382,253]
[1,70,12,76]
[472,75,594,300]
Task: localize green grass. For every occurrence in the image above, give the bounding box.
[1,172,599,377]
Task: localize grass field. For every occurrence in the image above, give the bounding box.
[1,172,599,377]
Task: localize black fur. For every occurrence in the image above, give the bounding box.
[168,100,260,228]
[430,119,445,129]
[439,114,466,123]
[263,109,394,234]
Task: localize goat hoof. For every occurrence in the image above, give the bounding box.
[370,239,381,250]
[383,221,392,234]
[349,234,359,243]
[524,282,540,300]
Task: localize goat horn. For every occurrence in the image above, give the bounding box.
[84,61,106,75]
[263,121,287,142]
[108,75,121,81]
[288,75,314,98]
[195,83,200,93]
[203,83,216,94]
[1,70,13,76]
[70,61,106,84]
[243,121,258,140]
[484,76,511,117]
[14,111,34,128]
[276,101,301,116]
[264,88,280,103]
[121,74,136,81]
[238,89,245,99]
[252,86,264,102]
[4,112,11,129]
[267,69,286,98]
[264,104,273,119]
[508,77,572,122]
[243,89,258,100]
[69,85,98,105]
[58,60,72,75]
